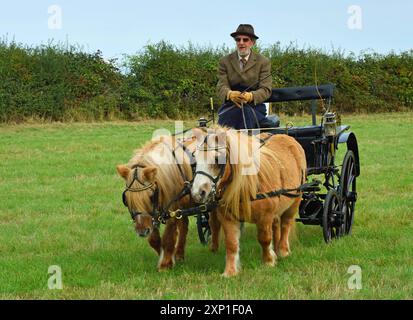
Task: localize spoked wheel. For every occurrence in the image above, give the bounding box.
[197,213,211,245]
[322,189,345,243]
[340,150,357,235]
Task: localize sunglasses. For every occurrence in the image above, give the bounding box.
[235,37,251,43]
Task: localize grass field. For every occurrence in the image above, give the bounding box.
[0,113,412,299]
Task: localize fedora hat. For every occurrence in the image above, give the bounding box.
[230,24,259,40]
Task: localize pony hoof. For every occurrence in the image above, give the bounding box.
[221,269,238,277]
[278,249,290,258]
[175,254,185,262]
[264,259,277,267]
[158,265,172,271]
[157,260,174,271]
[209,245,219,253]
[264,250,277,266]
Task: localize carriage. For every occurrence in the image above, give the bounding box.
[195,84,360,244]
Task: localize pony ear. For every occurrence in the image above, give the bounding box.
[116,165,130,180]
[142,166,157,183]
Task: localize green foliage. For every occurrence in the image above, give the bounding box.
[0,40,124,122]
[0,40,412,122]
[123,41,230,118]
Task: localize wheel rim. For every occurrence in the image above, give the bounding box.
[197,213,211,245]
[322,190,343,243]
[340,151,357,235]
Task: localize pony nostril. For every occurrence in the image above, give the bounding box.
[138,228,151,237]
[200,189,206,198]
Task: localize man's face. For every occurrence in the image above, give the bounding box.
[235,35,255,57]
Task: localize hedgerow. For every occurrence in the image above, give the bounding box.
[0,39,411,122]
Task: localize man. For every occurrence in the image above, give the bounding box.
[217,24,274,130]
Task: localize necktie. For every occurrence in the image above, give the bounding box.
[241,58,247,70]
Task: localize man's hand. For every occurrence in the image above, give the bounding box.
[241,92,254,104]
[227,90,243,107]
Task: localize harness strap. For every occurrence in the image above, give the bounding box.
[167,202,219,219]
[253,180,321,201]
[194,170,221,184]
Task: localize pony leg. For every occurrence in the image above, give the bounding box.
[209,211,221,253]
[272,216,281,258]
[278,199,300,258]
[175,217,189,261]
[257,219,277,266]
[148,228,161,256]
[158,220,178,271]
[218,213,241,277]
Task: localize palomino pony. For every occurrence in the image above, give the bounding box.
[117,134,221,270]
[191,126,306,277]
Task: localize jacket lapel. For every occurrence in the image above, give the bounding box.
[229,52,243,76]
[243,51,257,73]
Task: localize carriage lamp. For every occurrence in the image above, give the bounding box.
[323,112,337,137]
[198,117,208,128]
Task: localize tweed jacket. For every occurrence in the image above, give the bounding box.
[216,50,272,105]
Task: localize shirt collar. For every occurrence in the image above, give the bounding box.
[238,53,250,61]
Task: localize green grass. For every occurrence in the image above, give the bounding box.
[0,113,412,299]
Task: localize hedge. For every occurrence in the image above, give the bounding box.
[0,40,411,122]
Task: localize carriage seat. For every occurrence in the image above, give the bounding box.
[269,125,322,138]
[262,84,335,129]
[265,84,335,103]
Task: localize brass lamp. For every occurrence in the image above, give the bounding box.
[323,112,337,137]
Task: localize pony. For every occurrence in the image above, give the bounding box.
[117,134,221,270]
[191,126,306,277]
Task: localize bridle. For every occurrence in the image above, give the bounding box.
[122,164,160,222]
[193,134,228,200]
[121,140,196,225]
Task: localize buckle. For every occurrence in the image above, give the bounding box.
[169,209,183,219]
[199,204,208,213]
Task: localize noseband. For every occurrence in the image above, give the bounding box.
[194,134,228,198]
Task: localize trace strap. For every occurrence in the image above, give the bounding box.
[167,202,219,220]
[253,180,321,201]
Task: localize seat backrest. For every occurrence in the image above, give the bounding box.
[266,84,335,103]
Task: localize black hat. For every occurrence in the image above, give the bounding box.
[230,24,259,40]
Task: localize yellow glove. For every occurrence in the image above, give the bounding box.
[241,92,254,104]
[227,90,243,107]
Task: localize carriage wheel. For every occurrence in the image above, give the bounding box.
[197,213,211,245]
[322,189,344,243]
[340,150,357,235]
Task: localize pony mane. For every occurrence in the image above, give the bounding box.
[127,135,194,212]
[217,128,286,221]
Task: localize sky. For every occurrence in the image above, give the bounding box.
[1,0,412,60]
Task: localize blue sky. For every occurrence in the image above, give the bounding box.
[1,0,412,60]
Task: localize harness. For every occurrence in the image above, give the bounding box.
[193,132,321,205]
[122,164,160,222]
[121,140,196,227]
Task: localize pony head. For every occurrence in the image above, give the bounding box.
[117,134,196,237]
[191,127,230,203]
[117,164,159,237]
[191,126,261,220]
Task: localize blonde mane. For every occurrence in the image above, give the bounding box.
[127,135,194,212]
[218,129,294,221]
